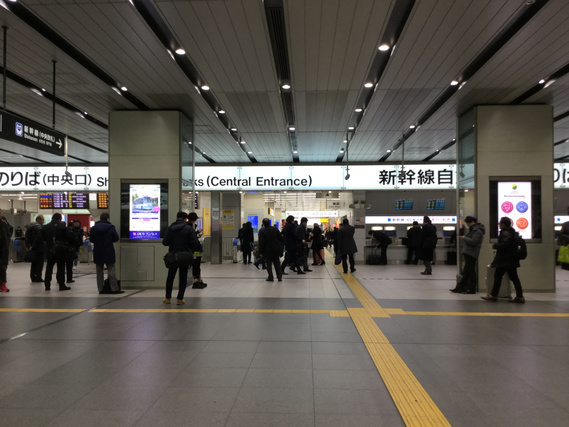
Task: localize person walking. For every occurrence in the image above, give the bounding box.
[405,221,421,265]
[25,215,45,283]
[310,223,325,265]
[482,217,525,303]
[281,215,300,274]
[368,229,391,265]
[450,216,485,294]
[419,216,437,275]
[162,211,201,305]
[0,210,11,292]
[337,218,358,274]
[70,219,84,271]
[241,221,254,265]
[89,213,123,295]
[188,212,207,289]
[258,217,284,282]
[295,217,312,273]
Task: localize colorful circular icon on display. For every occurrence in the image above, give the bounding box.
[516,217,529,230]
[501,201,514,213]
[153,206,160,213]
[516,201,528,213]
[512,184,518,190]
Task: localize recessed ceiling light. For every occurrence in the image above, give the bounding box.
[240,140,246,144]
[289,127,295,131]
[247,151,252,154]
[282,84,291,90]
[231,127,237,132]
[355,108,363,112]
[175,48,185,55]
[450,80,459,86]
[343,140,347,143]
[348,126,355,130]
[364,82,374,88]
[378,44,390,51]
[293,150,298,153]
[387,149,392,153]
[201,85,210,91]
[218,110,225,114]
[120,86,128,91]
[41,88,46,92]
[409,125,416,129]
[539,79,546,84]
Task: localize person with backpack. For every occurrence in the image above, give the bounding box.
[25,215,45,283]
[482,216,525,304]
[450,216,485,294]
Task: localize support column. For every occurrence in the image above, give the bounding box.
[458,105,554,292]
[210,192,222,264]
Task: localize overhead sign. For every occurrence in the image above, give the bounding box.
[0,166,107,191]
[0,111,66,156]
[182,164,457,191]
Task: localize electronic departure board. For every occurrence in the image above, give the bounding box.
[395,199,413,210]
[52,192,89,209]
[39,193,54,209]
[426,199,445,210]
[97,193,109,209]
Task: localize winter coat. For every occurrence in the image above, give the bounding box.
[337,224,358,255]
[372,231,391,247]
[406,226,421,248]
[311,227,324,251]
[259,225,284,257]
[37,219,74,253]
[26,222,44,252]
[295,223,308,248]
[241,225,254,252]
[461,222,485,259]
[0,219,9,267]
[70,226,85,250]
[492,226,520,269]
[282,222,298,255]
[163,220,201,253]
[419,222,437,261]
[89,220,119,265]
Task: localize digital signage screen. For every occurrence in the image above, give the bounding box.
[489,178,541,241]
[97,192,109,209]
[39,193,54,209]
[53,192,89,209]
[395,199,413,210]
[426,199,445,210]
[120,181,168,240]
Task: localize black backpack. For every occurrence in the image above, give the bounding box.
[516,234,527,260]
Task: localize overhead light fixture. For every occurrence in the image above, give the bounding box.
[112,87,122,95]
[175,48,186,55]
[75,112,85,119]
[30,88,43,96]
[544,79,556,88]
[387,149,392,153]
[231,127,237,132]
[378,44,390,51]
[348,126,355,131]
[355,108,363,112]
[282,83,291,90]
[120,86,128,91]
[201,85,210,91]
[247,151,252,154]
[364,82,374,88]
[240,139,246,144]
[289,126,295,131]
[409,125,416,129]
[218,110,225,114]
[293,150,298,153]
[41,88,46,92]
[343,140,348,143]
[539,79,546,84]
[458,81,467,90]
[450,80,459,86]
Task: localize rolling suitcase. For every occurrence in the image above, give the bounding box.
[366,247,381,265]
[485,265,511,298]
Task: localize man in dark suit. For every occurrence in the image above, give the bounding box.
[258,218,284,282]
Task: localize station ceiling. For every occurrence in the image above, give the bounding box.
[1,0,569,167]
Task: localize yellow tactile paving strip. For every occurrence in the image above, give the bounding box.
[0,308,85,313]
[335,262,451,426]
[89,308,349,315]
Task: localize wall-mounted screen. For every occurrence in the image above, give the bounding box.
[426,199,445,210]
[120,181,168,240]
[489,178,541,240]
[97,192,109,209]
[248,215,258,230]
[40,193,53,209]
[53,192,89,209]
[395,199,413,210]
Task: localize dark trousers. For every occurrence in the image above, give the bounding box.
[192,256,202,279]
[0,263,6,283]
[165,265,188,300]
[378,244,388,264]
[265,254,282,280]
[242,250,252,264]
[66,259,73,281]
[458,254,477,292]
[492,267,523,298]
[281,249,299,272]
[406,247,419,264]
[30,251,45,281]
[45,256,65,288]
[342,254,355,273]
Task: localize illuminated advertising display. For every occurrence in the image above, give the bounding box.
[496,181,532,239]
[128,184,161,239]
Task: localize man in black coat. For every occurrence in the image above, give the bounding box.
[405,221,421,265]
[258,218,284,282]
[482,217,525,303]
[89,212,122,294]
[37,213,72,291]
[419,216,437,275]
[281,215,300,274]
[295,217,311,273]
[25,215,45,283]
[337,218,358,274]
[0,210,11,292]
[368,229,391,265]
[162,211,201,304]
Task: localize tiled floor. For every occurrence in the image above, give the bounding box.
[1,256,569,426]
